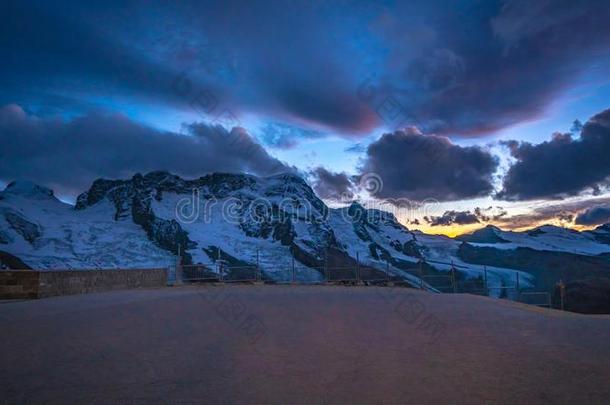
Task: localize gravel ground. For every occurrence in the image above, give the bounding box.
[1,284,609,404]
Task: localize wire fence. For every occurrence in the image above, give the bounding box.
[172,256,554,309]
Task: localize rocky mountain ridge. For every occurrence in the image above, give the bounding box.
[2,172,610,293]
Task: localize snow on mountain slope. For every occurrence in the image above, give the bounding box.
[588,224,610,245]
[0,181,173,269]
[326,204,427,285]
[146,174,420,283]
[150,189,323,282]
[70,171,337,281]
[460,225,610,256]
[1,172,432,284]
[411,231,533,296]
[1,172,607,292]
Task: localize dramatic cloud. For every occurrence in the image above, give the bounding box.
[575,204,610,226]
[473,206,508,222]
[0,1,380,137]
[498,109,610,201]
[2,1,610,142]
[363,0,610,136]
[0,105,292,197]
[359,128,498,201]
[309,167,354,201]
[425,211,480,227]
[490,197,610,229]
[424,206,508,227]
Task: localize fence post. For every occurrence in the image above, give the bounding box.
[484,265,488,296]
[419,260,424,289]
[559,280,565,311]
[292,255,295,284]
[515,272,520,299]
[167,265,176,286]
[216,248,223,282]
[356,252,360,284]
[324,248,328,282]
[386,260,389,282]
[216,248,221,274]
[175,244,183,284]
[256,249,260,282]
[451,261,457,294]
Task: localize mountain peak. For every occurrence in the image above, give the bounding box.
[3,181,55,199]
[595,223,610,233]
[528,224,579,236]
[457,224,509,243]
[265,172,308,185]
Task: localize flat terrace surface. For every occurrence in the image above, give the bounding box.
[1,285,609,404]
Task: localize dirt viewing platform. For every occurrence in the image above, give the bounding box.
[1,285,609,403]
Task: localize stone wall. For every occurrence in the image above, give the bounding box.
[0,271,40,299]
[0,268,168,299]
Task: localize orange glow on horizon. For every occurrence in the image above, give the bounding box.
[402,220,600,238]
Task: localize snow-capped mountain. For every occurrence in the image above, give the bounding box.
[458,224,610,256]
[0,180,173,269]
[1,172,609,293]
[457,224,610,291]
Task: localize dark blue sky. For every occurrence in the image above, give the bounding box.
[2,0,610,233]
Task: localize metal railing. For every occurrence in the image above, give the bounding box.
[181,264,219,282]
[222,265,259,283]
[173,257,556,310]
[420,274,454,292]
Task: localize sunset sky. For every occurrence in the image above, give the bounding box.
[2,0,610,236]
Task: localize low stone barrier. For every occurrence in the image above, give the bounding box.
[0,268,167,299]
[0,271,40,299]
